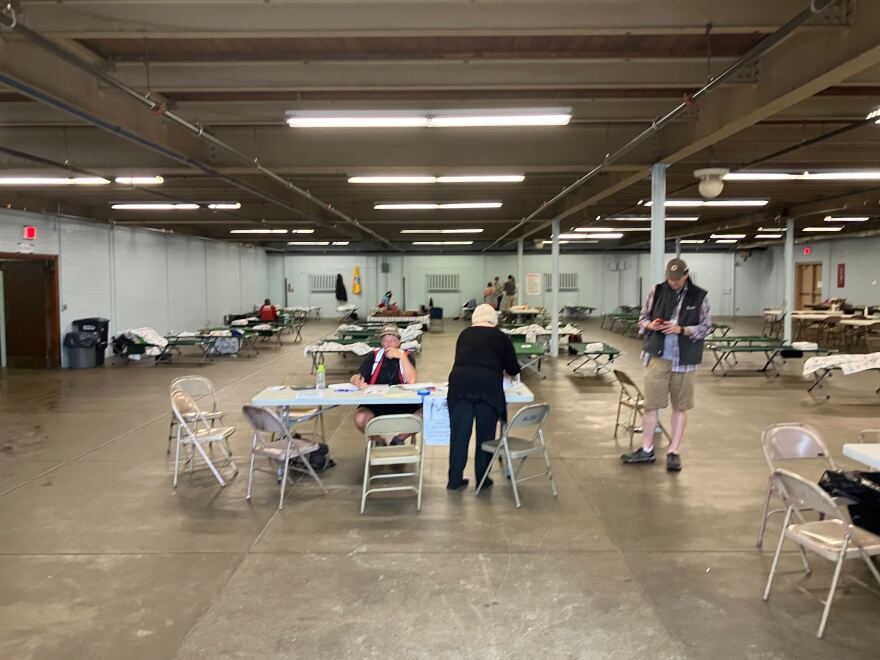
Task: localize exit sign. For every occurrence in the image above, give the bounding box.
[22,225,36,240]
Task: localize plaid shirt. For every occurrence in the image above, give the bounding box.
[639,283,712,373]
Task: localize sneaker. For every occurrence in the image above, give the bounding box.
[666,452,682,472]
[390,435,407,446]
[446,478,470,491]
[621,447,656,464]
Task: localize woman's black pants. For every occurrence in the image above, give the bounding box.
[448,399,499,487]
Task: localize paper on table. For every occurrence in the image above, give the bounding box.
[424,396,451,445]
[363,385,390,394]
[329,383,358,392]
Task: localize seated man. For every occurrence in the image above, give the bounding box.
[351,325,420,446]
[258,298,278,322]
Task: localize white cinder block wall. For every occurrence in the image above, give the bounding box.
[0,209,270,367]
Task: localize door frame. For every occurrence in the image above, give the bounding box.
[795,261,823,309]
[0,252,62,368]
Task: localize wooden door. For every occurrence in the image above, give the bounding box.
[0,257,61,368]
[795,263,823,309]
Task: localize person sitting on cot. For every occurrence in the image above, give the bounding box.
[350,325,421,446]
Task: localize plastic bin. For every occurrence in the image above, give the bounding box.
[72,317,110,366]
[64,331,99,369]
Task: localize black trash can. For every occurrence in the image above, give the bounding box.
[64,331,100,369]
[72,317,110,366]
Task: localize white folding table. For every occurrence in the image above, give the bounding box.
[842,443,880,470]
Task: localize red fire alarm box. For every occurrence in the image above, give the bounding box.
[837,263,846,288]
[803,247,811,256]
[22,225,37,240]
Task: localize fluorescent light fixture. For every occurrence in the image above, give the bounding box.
[609,216,700,222]
[715,239,738,244]
[374,202,502,210]
[758,227,787,232]
[725,171,880,182]
[710,234,746,239]
[114,176,164,185]
[574,226,650,233]
[111,203,199,210]
[208,202,241,210]
[540,240,598,246]
[0,176,110,186]
[755,234,783,239]
[230,229,288,234]
[803,226,843,232]
[575,233,623,239]
[558,233,595,239]
[646,199,768,208]
[287,108,571,128]
[290,229,315,234]
[412,241,474,245]
[288,241,330,245]
[679,239,705,244]
[332,241,350,246]
[724,172,797,181]
[348,175,524,184]
[868,106,880,124]
[400,228,484,234]
[436,175,525,183]
[824,216,868,222]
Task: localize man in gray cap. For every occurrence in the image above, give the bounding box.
[621,258,712,472]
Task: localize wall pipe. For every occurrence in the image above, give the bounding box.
[483,0,834,252]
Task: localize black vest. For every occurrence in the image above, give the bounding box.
[643,281,707,366]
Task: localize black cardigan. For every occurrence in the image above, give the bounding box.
[447,326,521,421]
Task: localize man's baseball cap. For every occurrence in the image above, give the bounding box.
[665,258,689,281]
[379,324,400,339]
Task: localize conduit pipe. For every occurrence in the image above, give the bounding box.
[483,0,834,252]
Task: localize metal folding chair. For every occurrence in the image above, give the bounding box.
[241,405,327,510]
[361,414,425,513]
[476,403,557,508]
[762,468,880,638]
[612,370,671,449]
[167,375,224,455]
[756,422,837,548]
[858,429,880,443]
[170,390,237,488]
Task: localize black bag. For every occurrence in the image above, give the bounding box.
[819,470,880,535]
[289,441,336,472]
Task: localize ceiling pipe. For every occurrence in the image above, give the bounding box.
[0,9,400,251]
[483,0,835,252]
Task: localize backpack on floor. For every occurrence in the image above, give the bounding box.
[289,441,336,472]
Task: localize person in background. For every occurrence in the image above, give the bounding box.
[493,276,503,309]
[620,258,711,472]
[381,290,393,307]
[502,275,517,311]
[483,281,497,308]
[351,325,419,446]
[258,298,278,322]
[446,304,521,491]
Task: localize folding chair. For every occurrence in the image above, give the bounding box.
[762,469,880,638]
[476,403,557,508]
[170,390,237,488]
[858,429,880,443]
[167,375,224,455]
[241,405,327,510]
[361,414,425,513]
[756,422,837,548]
[612,370,671,449]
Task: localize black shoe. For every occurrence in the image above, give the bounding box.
[621,447,656,464]
[374,439,387,447]
[446,478,470,491]
[477,477,494,492]
[666,452,682,472]
[390,435,407,446]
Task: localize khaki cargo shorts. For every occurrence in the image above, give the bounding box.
[644,357,695,410]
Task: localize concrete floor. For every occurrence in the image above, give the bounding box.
[1,317,879,659]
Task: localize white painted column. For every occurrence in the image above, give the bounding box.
[650,163,668,283]
[675,237,681,258]
[517,238,524,305]
[550,218,561,355]
[784,217,795,343]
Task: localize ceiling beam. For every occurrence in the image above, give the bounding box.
[513,1,880,244]
[14,1,838,38]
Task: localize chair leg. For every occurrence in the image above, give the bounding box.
[476,443,503,494]
[756,479,773,548]
[763,508,792,600]
[360,442,371,514]
[214,440,239,475]
[278,457,290,510]
[193,440,226,486]
[299,451,327,494]
[416,442,425,512]
[246,451,256,500]
[860,549,880,587]
[173,435,183,488]
[817,541,849,639]
[613,396,622,439]
[167,416,176,456]
[798,546,813,575]
[502,441,522,508]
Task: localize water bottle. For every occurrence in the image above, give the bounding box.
[316,363,326,390]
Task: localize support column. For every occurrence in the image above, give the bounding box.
[784,217,795,344]
[517,238,524,305]
[550,218,561,356]
[650,163,668,283]
[675,237,682,258]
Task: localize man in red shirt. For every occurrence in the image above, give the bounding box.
[258,299,278,322]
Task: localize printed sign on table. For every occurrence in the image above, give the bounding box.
[423,396,451,445]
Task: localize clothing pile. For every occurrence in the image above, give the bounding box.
[111,327,167,360]
[803,352,880,376]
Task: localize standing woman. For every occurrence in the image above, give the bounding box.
[483,281,497,308]
[447,304,521,490]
